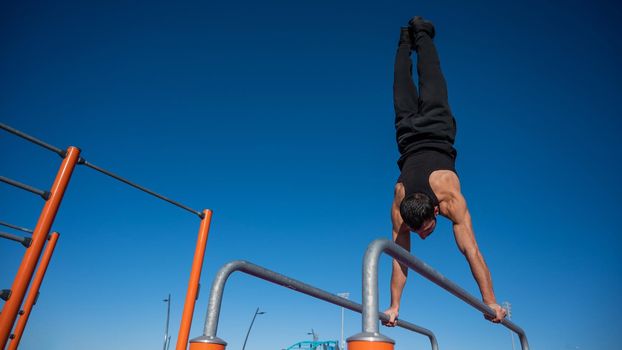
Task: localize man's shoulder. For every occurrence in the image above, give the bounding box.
[430,171,462,203]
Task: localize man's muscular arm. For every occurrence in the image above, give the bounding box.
[384,183,410,327]
[444,192,507,323]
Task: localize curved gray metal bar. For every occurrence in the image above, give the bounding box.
[359,238,530,350]
[192,260,439,350]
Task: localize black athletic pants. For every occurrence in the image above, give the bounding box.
[394,31,457,168]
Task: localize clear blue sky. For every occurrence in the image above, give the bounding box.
[1,0,620,349]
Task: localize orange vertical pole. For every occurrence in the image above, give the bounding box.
[7,232,60,350]
[0,147,80,348]
[176,209,213,350]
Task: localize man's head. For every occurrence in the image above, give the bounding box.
[400,193,439,239]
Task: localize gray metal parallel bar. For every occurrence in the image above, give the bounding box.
[360,238,530,350]
[0,176,49,200]
[0,122,65,156]
[78,159,204,219]
[0,221,33,234]
[197,260,438,350]
[0,231,31,248]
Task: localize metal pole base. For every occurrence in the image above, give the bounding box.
[347,332,394,350]
[189,335,227,350]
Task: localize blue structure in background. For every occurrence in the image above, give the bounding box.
[285,340,340,350]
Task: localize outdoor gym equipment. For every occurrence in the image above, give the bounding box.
[6,233,59,350]
[1,121,530,350]
[352,238,530,350]
[189,240,530,350]
[0,122,211,350]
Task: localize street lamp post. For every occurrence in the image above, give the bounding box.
[337,292,349,350]
[242,307,265,350]
[307,329,319,341]
[162,294,171,350]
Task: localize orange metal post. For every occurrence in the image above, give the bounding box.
[0,147,80,348]
[176,209,213,350]
[8,232,60,350]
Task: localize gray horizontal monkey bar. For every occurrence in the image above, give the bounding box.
[0,122,65,156]
[79,159,204,219]
[0,231,31,248]
[0,176,49,200]
[0,221,33,234]
[0,122,203,218]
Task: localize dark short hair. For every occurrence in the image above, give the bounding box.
[400,193,435,230]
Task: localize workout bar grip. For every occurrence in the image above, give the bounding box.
[0,176,49,200]
[0,122,65,157]
[0,221,33,234]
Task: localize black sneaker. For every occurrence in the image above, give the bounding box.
[408,16,435,39]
